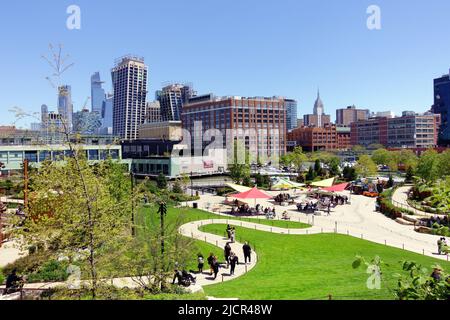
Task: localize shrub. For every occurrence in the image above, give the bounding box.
[2,252,50,276]
[0,268,4,285]
[27,260,69,283]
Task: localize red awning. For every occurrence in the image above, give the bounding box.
[321,183,349,192]
[232,187,272,200]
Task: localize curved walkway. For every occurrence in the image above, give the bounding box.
[392,186,445,218]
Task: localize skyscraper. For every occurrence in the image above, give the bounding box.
[303,90,331,127]
[91,72,106,114]
[111,56,148,140]
[284,99,298,132]
[57,85,73,132]
[432,69,450,146]
[100,93,114,135]
[157,83,196,121]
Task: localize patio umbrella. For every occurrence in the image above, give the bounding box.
[225,182,252,193]
[311,178,335,188]
[321,183,349,193]
[231,187,273,206]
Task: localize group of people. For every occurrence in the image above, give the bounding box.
[224,243,239,275]
[231,204,253,215]
[426,215,450,228]
[274,193,293,205]
[437,237,448,255]
[226,225,236,243]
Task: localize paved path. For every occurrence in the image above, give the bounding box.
[188,191,449,262]
[391,186,446,218]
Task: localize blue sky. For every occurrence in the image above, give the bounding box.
[0,0,449,128]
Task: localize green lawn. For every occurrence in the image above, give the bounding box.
[199,224,450,300]
[138,205,311,229]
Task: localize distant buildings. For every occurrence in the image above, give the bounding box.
[72,109,102,135]
[111,56,148,140]
[432,69,450,146]
[284,99,298,132]
[146,101,162,123]
[157,83,196,122]
[99,93,114,135]
[350,112,441,149]
[336,105,369,126]
[138,121,182,141]
[91,72,106,114]
[303,91,331,128]
[182,95,286,161]
[287,124,351,152]
[371,111,395,118]
[57,85,73,132]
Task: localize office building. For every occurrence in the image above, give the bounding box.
[287,124,351,152]
[303,91,331,127]
[182,95,286,162]
[432,69,450,146]
[99,94,113,135]
[350,112,441,148]
[111,55,148,140]
[91,72,106,114]
[72,109,102,135]
[57,85,73,132]
[285,99,298,132]
[336,105,369,126]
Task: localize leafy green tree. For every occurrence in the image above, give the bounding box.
[19,153,136,299]
[156,173,168,189]
[342,166,357,182]
[371,148,391,165]
[314,159,323,177]
[405,166,415,183]
[306,166,316,181]
[355,155,378,178]
[416,150,439,182]
[172,181,183,194]
[328,157,341,177]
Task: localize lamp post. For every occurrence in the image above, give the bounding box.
[130,168,135,236]
[190,171,194,197]
[157,201,167,256]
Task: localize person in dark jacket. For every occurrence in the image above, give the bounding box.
[226,224,232,239]
[212,256,220,280]
[207,253,215,275]
[3,269,23,295]
[224,242,232,268]
[243,242,252,264]
[229,252,239,276]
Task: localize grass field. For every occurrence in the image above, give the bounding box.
[199,224,450,300]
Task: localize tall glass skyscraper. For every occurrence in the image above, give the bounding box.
[111,56,148,140]
[100,93,114,134]
[91,72,106,114]
[57,85,73,132]
[157,83,196,121]
[284,99,298,132]
[433,69,450,146]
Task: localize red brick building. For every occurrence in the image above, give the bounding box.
[287,124,351,151]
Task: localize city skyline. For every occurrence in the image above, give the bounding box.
[1,0,450,128]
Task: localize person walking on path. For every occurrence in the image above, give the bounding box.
[243,242,252,264]
[224,242,232,268]
[207,252,214,275]
[226,224,232,239]
[229,252,239,276]
[438,238,443,255]
[197,254,204,273]
[212,256,220,280]
[230,228,236,243]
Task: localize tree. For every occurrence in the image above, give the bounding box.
[371,148,391,166]
[416,150,439,182]
[156,173,168,190]
[19,155,136,299]
[314,159,323,177]
[280,147,307,173]
[342,166,357,182]
[405,166,415,183]
[306,166,316,181]
[355,155,377,178]
[328,157,341,177]
[172,181,183,194]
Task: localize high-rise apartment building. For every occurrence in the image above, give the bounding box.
[57,85,73,132]
[91,72,106,114]
[350,112,441,148]
[432,69,450,146]
[157,83,196,122]
[146,101,162,123]
[285,99,298,132]
[181,95,286,162]
[336,105,369,126]
[111,56,148,140]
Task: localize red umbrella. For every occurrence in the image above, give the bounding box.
[321,183,349,193]
[233,187,272,200]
